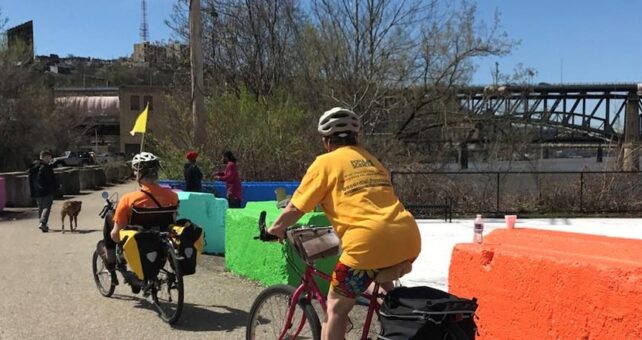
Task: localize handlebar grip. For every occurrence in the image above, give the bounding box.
[256,211,279,242]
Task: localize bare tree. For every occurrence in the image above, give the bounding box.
[164,0,520,169]
[167,0,304,96]
[0,45,54,170]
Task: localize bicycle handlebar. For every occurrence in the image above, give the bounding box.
[254,211,279,242]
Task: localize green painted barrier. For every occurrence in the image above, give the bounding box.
[177,191,228,254]
[226,201,338,293]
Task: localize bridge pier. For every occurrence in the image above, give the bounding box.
[459,142,468,170]
[621,92,640,171]
[542,147,549,159]
[596,145,603,163]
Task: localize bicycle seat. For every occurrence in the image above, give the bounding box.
[374,261,412,283]
[129,206,177,232]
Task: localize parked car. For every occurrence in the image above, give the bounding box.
[94,152,116,164]
[53,151,95,167]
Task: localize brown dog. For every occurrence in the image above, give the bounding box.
[61,201,82,233]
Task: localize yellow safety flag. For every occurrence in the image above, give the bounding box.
[130,103,149,136]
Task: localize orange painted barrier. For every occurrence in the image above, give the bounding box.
[449,228,642,340]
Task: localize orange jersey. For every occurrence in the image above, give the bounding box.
[113,183,179,226]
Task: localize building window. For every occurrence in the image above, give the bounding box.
[143,96,153,110]
[130,95,140,111]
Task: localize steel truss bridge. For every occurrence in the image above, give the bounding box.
[457,83,642,141]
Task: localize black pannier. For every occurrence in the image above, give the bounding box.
[378,286,477,340]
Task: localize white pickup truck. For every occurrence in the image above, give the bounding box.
[53,151,95,167]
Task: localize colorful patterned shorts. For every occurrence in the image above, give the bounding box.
[330,261,379,299]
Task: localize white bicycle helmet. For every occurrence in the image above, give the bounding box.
[318,107,360,136]
[131,152,159,171]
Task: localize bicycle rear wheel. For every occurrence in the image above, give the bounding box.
[152,247,184,325]
[92,250,116,297]
[246,284,321,340]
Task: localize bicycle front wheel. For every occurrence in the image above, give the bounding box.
[92,250,115,297]
[152,247,184,325]
[246,284,321,340]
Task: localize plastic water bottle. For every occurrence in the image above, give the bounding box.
[473,214,484,244]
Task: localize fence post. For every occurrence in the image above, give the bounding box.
[496,172,500,215]
[579,172,584,212]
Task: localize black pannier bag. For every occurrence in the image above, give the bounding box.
[172,219,204,276]
[378,286,477,340]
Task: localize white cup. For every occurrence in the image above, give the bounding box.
[505,215,517,229]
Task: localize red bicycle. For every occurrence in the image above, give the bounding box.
[245,212,393,340]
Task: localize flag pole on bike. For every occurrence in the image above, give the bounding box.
[130,103,149,153]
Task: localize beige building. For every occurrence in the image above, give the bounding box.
[118,86,169,157]
[132,42,187,65]
[54,87,121,153]
[54,86,170,157]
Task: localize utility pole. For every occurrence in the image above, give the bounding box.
[190,0,206,148]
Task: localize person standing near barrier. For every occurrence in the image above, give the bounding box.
[184,150,203,192]
[215,151,243,208]
[28,149,58,233]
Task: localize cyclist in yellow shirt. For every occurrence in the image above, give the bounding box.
[268,107,421,340]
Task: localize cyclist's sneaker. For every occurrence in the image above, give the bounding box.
[141,281,152,298]
[123,271,142,294]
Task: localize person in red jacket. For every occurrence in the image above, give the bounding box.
[215,151,243,208]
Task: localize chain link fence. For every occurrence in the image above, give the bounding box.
[391,171,642,216]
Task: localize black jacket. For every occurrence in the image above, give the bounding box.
[28,161,58,197]
[184,162,203,192]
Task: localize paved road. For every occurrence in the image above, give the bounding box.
[0,182,263,340]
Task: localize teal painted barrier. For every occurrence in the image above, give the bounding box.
[177,192,228,254]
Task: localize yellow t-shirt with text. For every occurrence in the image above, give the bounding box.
[290,146,421,269]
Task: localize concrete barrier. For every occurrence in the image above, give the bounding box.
[1,172,34,207]
[117,164,131,181]
[225,201,335,292]
[176,192,228,254]
[449,228,642,340]
[104,165,119,183]
[53,171,64,199]
[91,166,107,187]
[159,180,301,206]
[78,168,96,190]
[53,168,80,196]
[65,169,80,194]
[0,177,6,212]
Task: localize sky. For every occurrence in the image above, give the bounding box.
[0,0,177,59]
[1,0,641,85]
